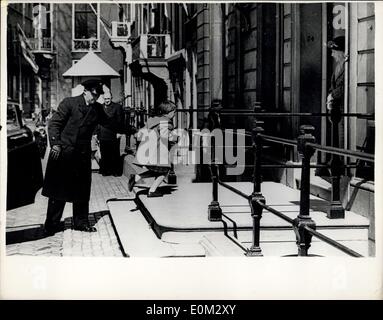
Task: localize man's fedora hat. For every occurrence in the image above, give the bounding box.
[327,36,345,51]
[81,79,104,95]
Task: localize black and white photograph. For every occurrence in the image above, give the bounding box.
[0,1,381,300]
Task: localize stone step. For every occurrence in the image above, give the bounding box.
[199,234,247,257]
[136,181,369,230]
[161,227,369,257]
[195,233,370,257]
[107,200,205,257]
[161,226,368,244]
[108,198,369,257]
[109,180,371,257]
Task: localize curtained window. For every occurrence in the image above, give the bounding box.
[72,3,99,51]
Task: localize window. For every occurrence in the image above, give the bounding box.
[72,3,99,51]
[31,3,52,51]
[32,3,51,36]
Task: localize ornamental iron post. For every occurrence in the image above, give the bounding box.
[208,163,222,221]
[124,107,136,155]
[294,125,316,256]
[246,119,265,256]
[139,108,145,128]
[252,120,264,194]
[328,108,345,219]
[124,107,131,149]
[133,109,139,150]
[135,109,139,129]
[208,104,222,221]
[245,194,265,256]
[188,107,194,151]
[167,163,177,185]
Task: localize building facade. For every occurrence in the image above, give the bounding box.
[7,2,127,117]
[117,2,375,237]
[7,2,375,238]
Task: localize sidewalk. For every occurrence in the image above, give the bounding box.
[6,169,133,257]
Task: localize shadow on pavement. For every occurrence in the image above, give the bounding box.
[142,185,178,196]
[290,199,329,212]
[6,222,64,245]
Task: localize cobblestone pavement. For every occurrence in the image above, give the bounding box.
[6,170,134,257]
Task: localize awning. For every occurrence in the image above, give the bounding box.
[63,52,120,77]
[167,49,186,71]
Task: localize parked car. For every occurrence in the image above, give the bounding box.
[7,100,43,210]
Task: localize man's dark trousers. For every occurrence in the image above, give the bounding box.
[45,198,89,231]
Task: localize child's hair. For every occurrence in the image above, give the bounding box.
[157,100,176,116]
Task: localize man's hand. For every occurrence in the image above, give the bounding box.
[50,145,61,160]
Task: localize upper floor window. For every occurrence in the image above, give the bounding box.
[72,3,100,52]
[32,3,51,38]
[28,3,53,52]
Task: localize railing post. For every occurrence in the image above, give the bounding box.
[207,105,222,221]
[252,121,264,194]
[293,125,316,256]
[124,107,130,147]
[188,107,194,151]
[167,163,177,185]
[135,109,139,129]
[124,107,135,155]
[208,163,222,221]
[130,108,135,127]
[246,121,265,256]
[328,108,345,219]
[246,195,265,256]
[139,109,145,128]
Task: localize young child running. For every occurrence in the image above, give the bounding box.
[126,100,177,197]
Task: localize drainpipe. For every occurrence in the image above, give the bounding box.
[209,4,223,103]
[125,42,132,108]
[319,3,328,166]
[344,3,350,203]
[344,3,349,152]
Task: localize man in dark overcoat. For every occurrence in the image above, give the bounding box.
[97,91,124,176]
[326,36,345,114]
[326,36,346,147]
[42,80,121,235]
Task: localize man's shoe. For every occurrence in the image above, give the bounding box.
[147,190,163,198]
[43,224,63,236]
[73,225,97,232]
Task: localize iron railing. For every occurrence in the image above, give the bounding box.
[27,37,53,52]
[124,104,373,256]
[202,108,374,257]
[72,38,100,52]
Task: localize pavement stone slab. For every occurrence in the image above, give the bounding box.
[6,172,127,257]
